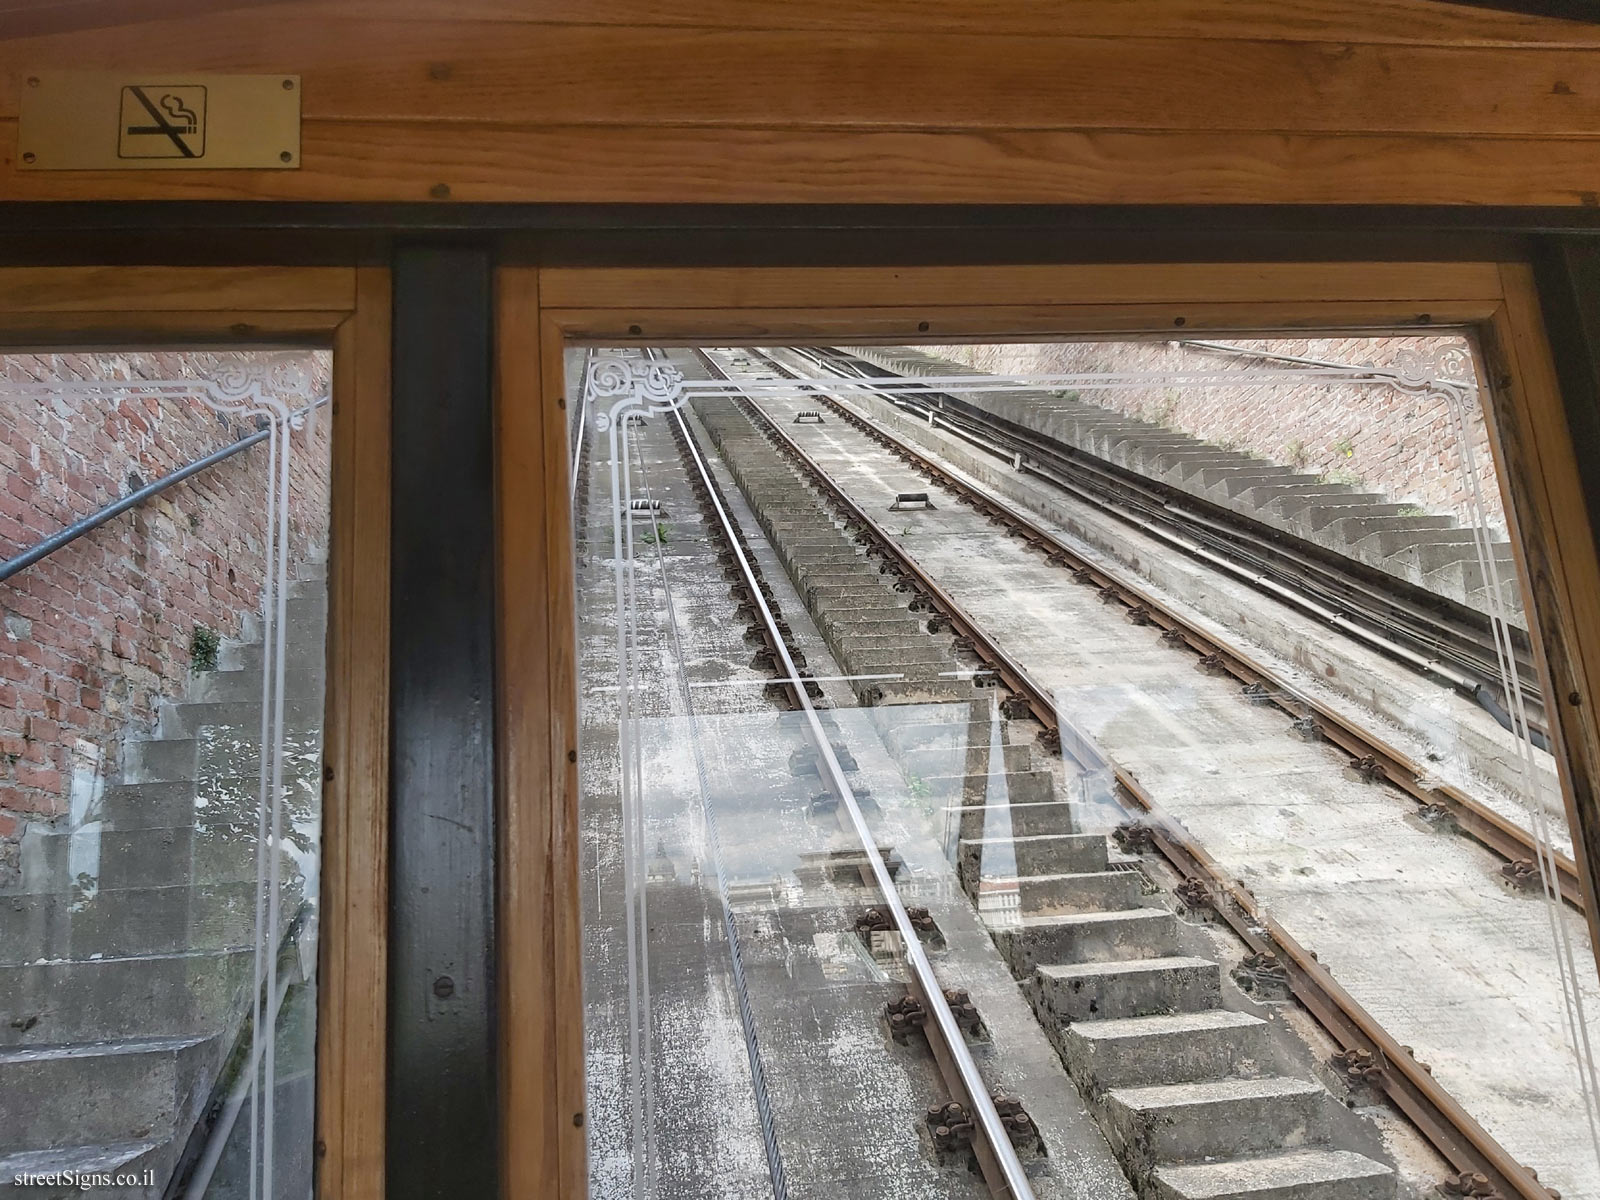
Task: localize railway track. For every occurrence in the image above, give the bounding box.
[685,345,1591,1199]
[764,346,1581,910]
[798,345,1544,733]
[579,346,1596,1200]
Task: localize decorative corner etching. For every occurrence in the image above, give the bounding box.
[590,353,687,434]
[1385,345,1478,398]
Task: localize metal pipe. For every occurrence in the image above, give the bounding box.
[0,396,328,585]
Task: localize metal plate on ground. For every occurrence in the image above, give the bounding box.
[18,72,301,170]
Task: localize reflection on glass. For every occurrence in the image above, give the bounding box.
[0,350,331,1199]
[575,338,1600,1200]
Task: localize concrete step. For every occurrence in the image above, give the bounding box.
[122,728,322,786]
[123,739,199,785]
[1289,502,1410,533]
[23,821,287,892]
[1016,869,1144,915]
[1200,468,1306,499]
[1259,490,1379,520]
[1034,955,1221,1022]
[879,716,1026,756]
[812,610,925,634]
[861,679,985,707]
[948,799,1080,839]
[0,1035,213,1152]
[156,696,324,739]
[1322,513,1457,545]
[831,647,952,674]
[1105,1076,1328,1164]
[924,768,1057,807]
[1424,555,1523,600]
[805,583,901,605]
[100,773,317,837]
[97,781,197,831]
[0,1141,163,1200]
[0,948,256,1047]
[1234,483,1354,513]
[192,665,324,704]
[1060,1009,1268,1089]
[959,831,1107,879]
[900,741,1037,780]
[818,612,921,641]
[219,627,328,673]
[1152,1149,1395,1200]
[993,908,1176,976]
[1383,539,1513,583]
[235,597,328,652]
[0,881,278,961]
[1354,525,1488,558]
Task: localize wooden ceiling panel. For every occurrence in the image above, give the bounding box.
[0,0,293,40]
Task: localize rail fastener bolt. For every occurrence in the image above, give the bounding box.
[942,988,983,1036]
[1501,858,1542,891]
[1438,1171,1515,1199]
[926,1102,975,1152]
[1113,821,1157,854]
[886,994,928,1044]
[1174,877,1212,911]
[1349,755,1384,783]
[1331,1047,1385,1088]
[1232,950,1292,999]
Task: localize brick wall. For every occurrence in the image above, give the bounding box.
[0,351,331,881]
[921,336,1504,531]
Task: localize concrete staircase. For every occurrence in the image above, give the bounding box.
[989,843,1395,1200]
[848,346,1522,625]
[0,566,327,1198]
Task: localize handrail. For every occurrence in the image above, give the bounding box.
[0,396,328,585]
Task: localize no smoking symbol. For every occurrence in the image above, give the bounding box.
[118,85,207,159]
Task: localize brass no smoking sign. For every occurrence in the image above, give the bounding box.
[118,85,207,159]
[19,73,300,170]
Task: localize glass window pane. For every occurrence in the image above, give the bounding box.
[0,349,332,1198]
[571,338,1600,1200]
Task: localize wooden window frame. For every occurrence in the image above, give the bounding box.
[0,266,391,1200]
[497,259,1600,1197]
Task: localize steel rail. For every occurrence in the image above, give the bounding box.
[728,348,1562,1200]
[763,349,1583,910]
[683,349,1038,1200]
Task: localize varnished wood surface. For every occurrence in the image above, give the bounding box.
[4,0,1600,205]
[1483,264,1600,971]
[543,301,1501,344]
[317,265,390,1200]
[7,17,1600,136]
[0,266,356,311]
[130,0,1600,48]
[496,267,581,1198]
[497,269,587,1199]
[540,262,1509,310]
[9,121,1600,207]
